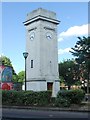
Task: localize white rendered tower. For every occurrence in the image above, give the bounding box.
[24,8,60,97]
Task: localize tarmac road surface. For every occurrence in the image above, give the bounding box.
[1,108,89,120]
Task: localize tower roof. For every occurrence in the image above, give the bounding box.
[23,8,60,26]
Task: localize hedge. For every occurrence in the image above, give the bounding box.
[2,89,85,107]
[2,90,52,106]
[55,89,85,107]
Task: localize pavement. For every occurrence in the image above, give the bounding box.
[2,102,90,112]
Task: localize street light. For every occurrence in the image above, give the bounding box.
[23,52,28,91]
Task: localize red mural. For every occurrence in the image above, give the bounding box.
[1,83,13,90]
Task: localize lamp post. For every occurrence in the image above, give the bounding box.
[23,52,28,91]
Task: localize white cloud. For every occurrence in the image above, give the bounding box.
[58,24,88,42]
[58,48,71,55]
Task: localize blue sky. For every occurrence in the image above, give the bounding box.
[1,2,88,73]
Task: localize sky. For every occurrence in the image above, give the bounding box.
[1,2,88,73]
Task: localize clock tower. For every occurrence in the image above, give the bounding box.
[24,8,60,97]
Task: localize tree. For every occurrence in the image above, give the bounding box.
[18,71,25,84]
[70,36,90,93]
[0,56,12,66]
[59,59,80,89]
[12,74,18,82]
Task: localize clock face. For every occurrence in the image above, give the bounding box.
[30,32,35,41]
[46,32,52,40]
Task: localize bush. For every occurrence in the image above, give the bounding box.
[55,89,85,107]
[2,90,52,106]
[2,89,85,107]
[2,90,24,105]
[69,89,85,104]
[22,91,51,106]
[55,90,71,107]
[55,97,70,107]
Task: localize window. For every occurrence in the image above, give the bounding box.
[31,60,33,68]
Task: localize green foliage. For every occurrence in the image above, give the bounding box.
[12,74,18,82]
[2,90,52,106]
[68,89,85,104]
[2,90,24,105]
[2,89,85,107]
[59,59,80,89]
[18,71,25,84]
[74,81,82,86]
[55,89,85,107]
[55,97,70,107]
[70,36,90,93]
[71,37,90,65]
[71,36,90,72]
[59,76,65,84]
[0,56,12,66]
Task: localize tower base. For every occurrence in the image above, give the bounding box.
[23,80,60,97]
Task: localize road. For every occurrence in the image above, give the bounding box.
[1,108,89,120]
